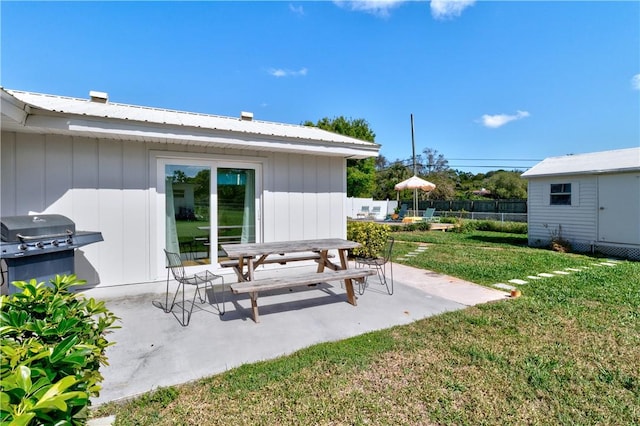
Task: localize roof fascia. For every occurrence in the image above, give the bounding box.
[1,88,31,125]
[23,113,379,159]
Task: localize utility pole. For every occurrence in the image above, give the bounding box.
[411,113,416,175]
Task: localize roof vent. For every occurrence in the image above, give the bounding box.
[240,111,253,121]
[89,90,108,103]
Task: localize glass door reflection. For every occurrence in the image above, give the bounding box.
[165,164,211,264]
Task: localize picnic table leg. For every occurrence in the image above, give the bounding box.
[338,249,348,269]
[250,291,260,323]
[344,278,357,306]
[338,249,357,305]
[316,250,328,273]
[248,257,255,281]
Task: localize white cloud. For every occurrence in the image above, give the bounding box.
[479,110,530,128]
[632,73,640,90]
[268,68,308,78]
[289,3,304,16]
[333,0,406,18]
[431,0,475,20]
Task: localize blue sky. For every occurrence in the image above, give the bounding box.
[2,1,639,173]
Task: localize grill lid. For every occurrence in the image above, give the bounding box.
[1,214,76,242]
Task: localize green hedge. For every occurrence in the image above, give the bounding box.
[1,275,119,425]
[346,221,391,258]
[451,218,528,234]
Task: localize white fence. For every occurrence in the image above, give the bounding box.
[347,198,528,223]
[347,198,397,221]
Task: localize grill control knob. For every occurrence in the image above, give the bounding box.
[19,244,27,251]
[36,242,44,249]
[52,240,59,246]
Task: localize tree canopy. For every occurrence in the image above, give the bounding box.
[303,115,528,201]
[304,116,377,197]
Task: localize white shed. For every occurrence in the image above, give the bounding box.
[521,147,640,260]
[1,88,380,289]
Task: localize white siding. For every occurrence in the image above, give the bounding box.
[1,130,350,288]
[527,175,598,248]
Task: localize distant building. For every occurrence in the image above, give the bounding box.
[522,147,640,259]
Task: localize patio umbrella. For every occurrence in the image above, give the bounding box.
[394,175,436,216]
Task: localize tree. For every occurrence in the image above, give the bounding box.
[373,161,412,200]
[422,148,449,174]
[304,116,377,197]
[484,170,527,199]
[425,172,456,200]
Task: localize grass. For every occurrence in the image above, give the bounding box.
[94,230,640,425]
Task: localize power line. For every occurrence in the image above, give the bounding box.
[448,158,541,162]
[447,165,531,169]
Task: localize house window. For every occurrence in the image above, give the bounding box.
[550,183,571,205]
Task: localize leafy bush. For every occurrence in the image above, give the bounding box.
[1,275,119,425]
[392,222,431,232]
[347,221,391,258]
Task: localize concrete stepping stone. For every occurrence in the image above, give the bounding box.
[565,268,583,272]
[509,279,528,285]
[538,273,555,277]
[527,275,543,280]
[493,283,516,290]
[553,270,571,275]
[599,262,617,266]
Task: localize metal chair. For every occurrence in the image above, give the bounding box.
[163,249,225,326]
[354,237,394,295]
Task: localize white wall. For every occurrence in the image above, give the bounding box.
[1,130,350,288]
[527,175,598,249]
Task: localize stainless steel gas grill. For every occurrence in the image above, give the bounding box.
[0,214,103,294]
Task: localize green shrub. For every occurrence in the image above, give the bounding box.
[347,221,391,258]
[395,222,431,232]
[452,219,527,234]
[0,275,119,425]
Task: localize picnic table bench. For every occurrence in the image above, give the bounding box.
[231,268,376,323]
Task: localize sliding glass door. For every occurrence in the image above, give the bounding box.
[160,157,260,268]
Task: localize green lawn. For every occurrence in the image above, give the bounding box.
[94,230,640,425]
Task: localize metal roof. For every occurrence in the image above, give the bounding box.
[521,147,640,178]
[1,88,380,159]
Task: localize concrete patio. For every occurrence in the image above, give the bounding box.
[86,262,508,406]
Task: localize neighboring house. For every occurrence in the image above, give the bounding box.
[521,147,640,260]
[1,88,380,288]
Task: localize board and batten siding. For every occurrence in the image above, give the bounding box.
[527,175,598,248]
[2,130,349,288]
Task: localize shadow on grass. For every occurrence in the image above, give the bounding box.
[468,234,528,247]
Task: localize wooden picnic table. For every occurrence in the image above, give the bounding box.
[220,238,360,281]
[221,238,372,322]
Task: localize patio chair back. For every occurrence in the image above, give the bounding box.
[165,249,187,282]
[422,207,440,222]
[354,236,394,295]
